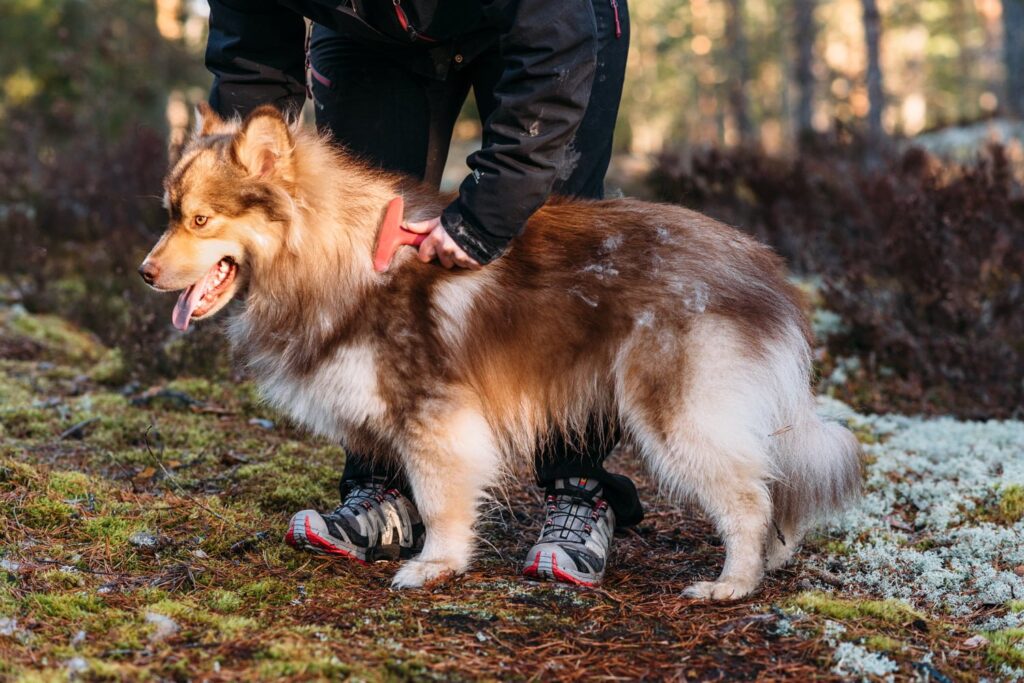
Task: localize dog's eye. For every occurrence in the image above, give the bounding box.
[193,215,208,227]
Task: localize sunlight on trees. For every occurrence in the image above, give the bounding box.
[615,0,1017,155]
[0,0,1018,158]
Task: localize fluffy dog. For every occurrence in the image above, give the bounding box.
[140,104,861,599]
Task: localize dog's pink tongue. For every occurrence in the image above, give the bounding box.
[172,284,203,332]
[172,264,220,332]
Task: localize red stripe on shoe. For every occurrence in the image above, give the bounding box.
[523,551,543,578]
[550,553,595,587]
[301,517,368,565]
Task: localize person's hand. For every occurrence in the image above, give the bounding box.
[404,216,481,270]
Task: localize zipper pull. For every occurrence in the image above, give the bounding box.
[393,0,417,40]
[610,0,622,39]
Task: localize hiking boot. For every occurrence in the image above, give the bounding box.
[522,477,615,586]
[285,481,424,563]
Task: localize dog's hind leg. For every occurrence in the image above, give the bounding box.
[681,468,772,600]
[619,318,775,601]
[640,429,773,601]
[764,514,806,572]
[391,406,500,589]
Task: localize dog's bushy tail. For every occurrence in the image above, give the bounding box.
[770,407,862,529]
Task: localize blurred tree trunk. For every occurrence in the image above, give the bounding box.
[951,0,972,121]
[1005,0,1024,117]
[861,0,887,158]
[725,0,754,145]
[793,0,817,148]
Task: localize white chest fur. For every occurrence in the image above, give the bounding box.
[257,343,387,441]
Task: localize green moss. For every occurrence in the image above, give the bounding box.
[209,590,243,613]
[987,628,1024,670]
[21,497,75,529]
[0,369,34,411]
[88,413,154,451]
[90,349,129,385]
[968,484,1024,526]
[851,424,878,445]
[1007,600,1024,613]
[821,540,850,556]
[1,407,59,440]
[999,485,1024,525]
[47,471,94,498]
[789,591,926,627]
[13,671,66,683]
[37,568,86,590]
[0,459,41,489]
[235,447,344,513]
[28,592,105,619]
[0,581,20,613]
[7,310,105,363]
[212,615,258,638]
[238,579,289,606]
[146,598,194,620]
[81,515,142,546]
[256,642,352,679]
[863,635,904,653]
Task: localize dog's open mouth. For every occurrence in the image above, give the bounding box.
[172,257,238,331]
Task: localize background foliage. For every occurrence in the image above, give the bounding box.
[0,0,1021,418]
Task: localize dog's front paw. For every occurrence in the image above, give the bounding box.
[391,559,459,589]
[683,578,758,601]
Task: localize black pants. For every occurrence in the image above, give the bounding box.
[313,0,642,527]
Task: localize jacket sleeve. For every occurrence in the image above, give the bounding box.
[206,0,307,119]
[442,0,598,264]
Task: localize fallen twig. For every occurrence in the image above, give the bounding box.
[60,417,99,440]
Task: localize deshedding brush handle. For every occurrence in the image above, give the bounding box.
[373,196,427,272]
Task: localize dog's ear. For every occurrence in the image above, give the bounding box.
[194,101,228,137]
[232,106,295,183]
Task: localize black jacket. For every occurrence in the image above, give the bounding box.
[206,0,599,264]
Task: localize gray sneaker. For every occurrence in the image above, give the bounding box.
[522,477,615,586]
[285,481,424,563]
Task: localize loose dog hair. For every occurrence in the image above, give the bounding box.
[141,104,861,599]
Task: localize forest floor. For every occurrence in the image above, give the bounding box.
[2,303,1024,682]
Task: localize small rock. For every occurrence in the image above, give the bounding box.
[1014,565,1024,577]
[963,634,989,649]
[475,631,489,642]
[0,617,18,637]
[129,531,160,548]
[289,584,308,606]
[0,558,21,573]
[191,548,208,559]
[70,630,86,647]
[66,656,88,675]
[145,612,180,642]
[248,418,275,430]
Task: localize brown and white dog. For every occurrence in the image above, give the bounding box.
[140,104,861,599]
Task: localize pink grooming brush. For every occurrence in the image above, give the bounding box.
[373,196,426,272]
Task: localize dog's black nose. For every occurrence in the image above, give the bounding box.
[138,262,159,285]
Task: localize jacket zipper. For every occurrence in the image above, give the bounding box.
[610,0,622,38]
[393,0,437,42]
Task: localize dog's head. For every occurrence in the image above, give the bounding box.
[139,104,298,331]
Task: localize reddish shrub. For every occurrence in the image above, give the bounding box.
[647,144,1024,419]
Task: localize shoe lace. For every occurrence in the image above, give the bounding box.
[333,481,392,517]
[539,493,610,545]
